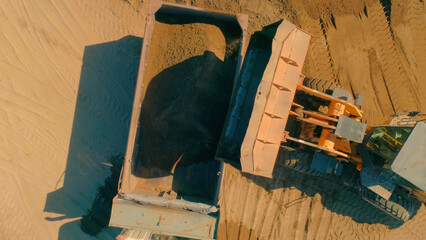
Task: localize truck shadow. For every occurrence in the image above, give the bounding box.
[247,165,405,229]
[43,35,142,239]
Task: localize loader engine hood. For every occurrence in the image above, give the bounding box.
[391,122,426,191]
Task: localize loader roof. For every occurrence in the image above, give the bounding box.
[391,121,426,191]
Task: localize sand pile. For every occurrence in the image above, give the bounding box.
[143,22,226,83]
[138,21,238,171]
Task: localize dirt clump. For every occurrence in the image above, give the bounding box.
[138,21,239,171]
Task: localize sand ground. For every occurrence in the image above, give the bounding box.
[0,0,424,239]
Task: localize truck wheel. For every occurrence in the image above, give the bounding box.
[303,77,340,95]
[359,186,421,222]
[277,149,326,177]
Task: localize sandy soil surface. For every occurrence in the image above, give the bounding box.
[0,0,425,240]
[0,0,144,239]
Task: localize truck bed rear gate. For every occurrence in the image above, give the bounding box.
[110,197,216,240]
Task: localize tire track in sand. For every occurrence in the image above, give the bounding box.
[312,203,333,240]
[367,2,420,112]
[258,169,287,240]
[238,180,261,240]
[305,194,326,240]
[299,16,338,83]
[217,166,251,240]
[404,0,426,112]
[0,169,41,240]
[246,185,270,240]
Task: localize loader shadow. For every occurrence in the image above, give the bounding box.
[248,165,405,229]
[43,35,143,239]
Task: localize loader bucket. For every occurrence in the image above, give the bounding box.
[217,20,310,178]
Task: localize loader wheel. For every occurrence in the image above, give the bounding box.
[277,148,326,177]
[295,78,340,112]
[303,77,340,95]
[359,186,421,222]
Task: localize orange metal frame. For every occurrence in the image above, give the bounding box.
[284,82,364,161]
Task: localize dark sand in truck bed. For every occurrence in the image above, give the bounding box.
[138,21,239,171]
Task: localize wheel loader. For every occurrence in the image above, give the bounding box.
[216,20,426,222]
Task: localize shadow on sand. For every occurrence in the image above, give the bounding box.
[246,163,405,229]
[43,35,142,239]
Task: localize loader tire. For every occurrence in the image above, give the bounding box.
[303,77,340,95]
[277,149,326,177]
[359,186,421,222]
[295,78,339,111]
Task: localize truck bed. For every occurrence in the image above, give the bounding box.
[125,2,245,203]
[110,2,248,239]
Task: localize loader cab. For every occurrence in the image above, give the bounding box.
[362,122,426,192]
[363,125,414,169]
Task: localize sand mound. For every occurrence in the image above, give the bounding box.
[144,22,226,82]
